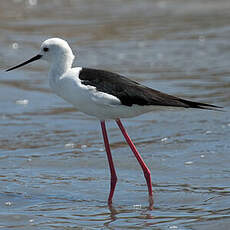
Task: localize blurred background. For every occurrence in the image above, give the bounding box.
[0,0,230,229]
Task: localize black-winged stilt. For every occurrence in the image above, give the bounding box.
[6,38,220,208]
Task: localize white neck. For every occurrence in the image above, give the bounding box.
[49,54,74,77]
[48,54,75,91]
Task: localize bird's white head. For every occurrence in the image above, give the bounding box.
[6,38,75,74]
[40,38,74,63]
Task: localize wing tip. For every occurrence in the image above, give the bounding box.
[178,98,223,111]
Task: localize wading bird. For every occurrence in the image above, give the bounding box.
[6,38,220,208]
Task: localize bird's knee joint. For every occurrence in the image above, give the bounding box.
[144,170,151,180]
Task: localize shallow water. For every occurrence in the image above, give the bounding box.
[0,0,230,229]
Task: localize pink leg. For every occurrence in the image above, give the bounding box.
[116,119,153,208]
[101,120,117,205]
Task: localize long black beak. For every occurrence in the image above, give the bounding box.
[6,54,42,72]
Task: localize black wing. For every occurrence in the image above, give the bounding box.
[79,68,220,109]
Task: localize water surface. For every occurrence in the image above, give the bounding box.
[0,0,230,229]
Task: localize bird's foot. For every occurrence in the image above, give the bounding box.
[148,195,154,210]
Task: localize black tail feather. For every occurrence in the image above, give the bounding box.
[178,98,223,111]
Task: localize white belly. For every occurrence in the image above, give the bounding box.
[49,68,155,120]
